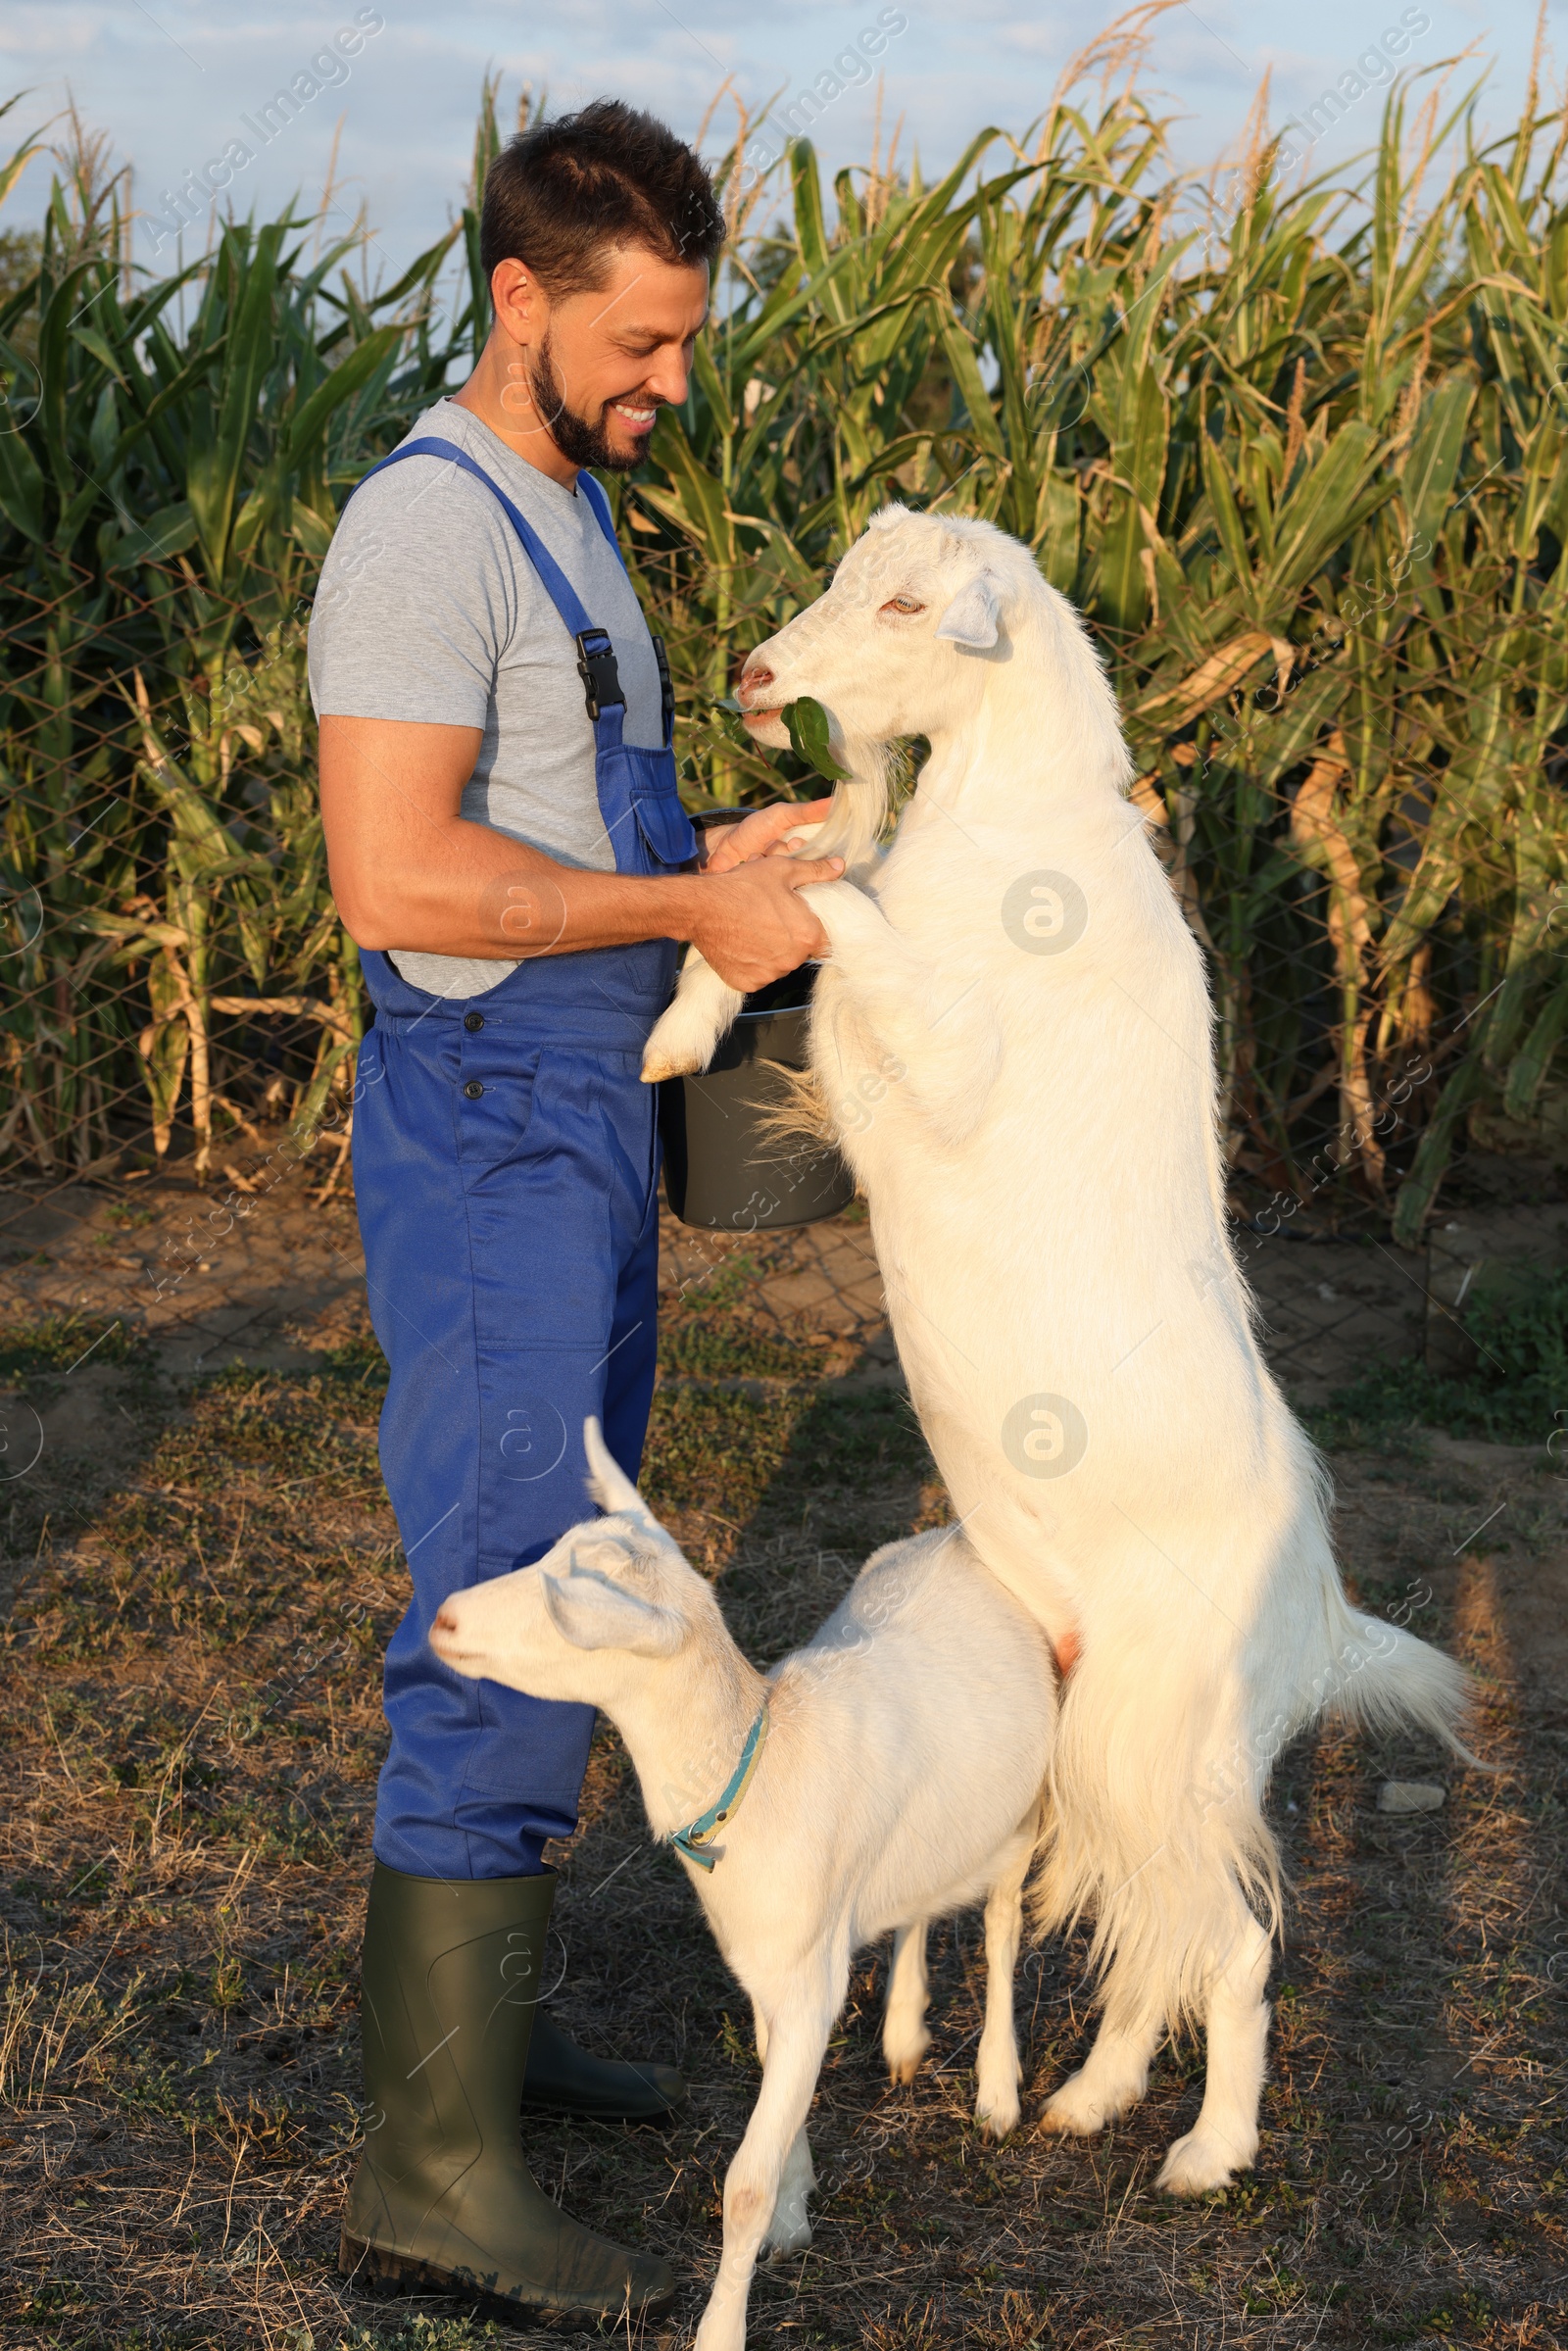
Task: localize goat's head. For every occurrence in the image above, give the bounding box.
[430,1419,712,1705]
[739,505,1126,797]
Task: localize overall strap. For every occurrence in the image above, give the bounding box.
[349,437,599,640]
[576,468,629,573]
[576,467,671,744]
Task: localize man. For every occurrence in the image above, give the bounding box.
[311,100,840,2321]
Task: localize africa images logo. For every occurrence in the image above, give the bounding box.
[143,11,386,253]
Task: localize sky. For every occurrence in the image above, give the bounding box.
[0,0,1559,299]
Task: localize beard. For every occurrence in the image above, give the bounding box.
[526,332,653,473]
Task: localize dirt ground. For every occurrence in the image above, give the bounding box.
[0,1139,1564,2349]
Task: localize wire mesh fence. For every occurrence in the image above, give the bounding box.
[1107,574,1568,1239]
[3,55,1567,1321]
[2,560,358,1189]
[2,552,1559,1256]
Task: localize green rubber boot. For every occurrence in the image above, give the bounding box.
[340,1863,674,2324]
[522,2007,688,2125]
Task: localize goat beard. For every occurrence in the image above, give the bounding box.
[527,332,655,474]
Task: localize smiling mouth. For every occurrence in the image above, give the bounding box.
[612,400,659,428]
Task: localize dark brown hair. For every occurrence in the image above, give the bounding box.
[479,99,724,299]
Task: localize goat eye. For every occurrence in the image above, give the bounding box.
[881,596,925,616]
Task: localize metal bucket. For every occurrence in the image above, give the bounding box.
[660,965,855,1232]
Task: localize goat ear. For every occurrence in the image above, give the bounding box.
[540,1567,683,1659]
[582,1415,645,1518]
[934,572,1001,650]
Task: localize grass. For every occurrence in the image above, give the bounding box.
[0,1315,143,1377]
[1309,1271,1568,1448]
[0,1260,1563,2346]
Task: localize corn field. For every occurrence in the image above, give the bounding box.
[3,39,1567,1245]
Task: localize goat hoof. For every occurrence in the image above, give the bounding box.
[762,2216,812,2261]
[1154,2124,1252,2195]
[974,2092,1020,2139]
[883,2034,930,2086]
[640,1042,710,1082]
[1040,2070,1132,2136]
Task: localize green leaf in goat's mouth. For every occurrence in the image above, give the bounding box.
[781,696,850,782]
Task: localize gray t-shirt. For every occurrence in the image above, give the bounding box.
[308,399,663,998]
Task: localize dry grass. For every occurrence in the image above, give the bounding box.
[0,1254,1564,2348]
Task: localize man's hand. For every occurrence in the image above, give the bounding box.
[701,799,833,875]
[318,716,836,970]
[687,852,844,991]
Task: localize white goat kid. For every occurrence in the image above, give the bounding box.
[431,1419,1054,2351]
[642,505,1471,2194]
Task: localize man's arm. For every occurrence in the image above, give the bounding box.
[318,715,842,993]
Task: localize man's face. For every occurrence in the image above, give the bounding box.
[494,245,710,473]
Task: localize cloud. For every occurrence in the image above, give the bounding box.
[0,0,1543,286]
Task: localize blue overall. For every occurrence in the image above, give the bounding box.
[345,441,697,1879]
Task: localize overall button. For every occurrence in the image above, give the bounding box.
[463,1079,485,1100]
[464,1010,484,1032]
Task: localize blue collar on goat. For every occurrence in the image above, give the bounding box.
[666,1704,769,1872]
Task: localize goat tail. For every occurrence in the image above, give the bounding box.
[1316,1593,1481,1767]
[1029,1598,1480,2030]
[753,1058,837,1152]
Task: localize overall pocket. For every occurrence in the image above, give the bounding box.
[630,778,699,870]
[598,1053,661,1240]
[454,1034,542,1167]
[464,1051,615,1347]
[607,740,697,873]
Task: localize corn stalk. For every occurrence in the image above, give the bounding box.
[0,52,1565,1246]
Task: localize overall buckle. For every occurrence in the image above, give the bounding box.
[575,627,624,721]
[652,632,675,745]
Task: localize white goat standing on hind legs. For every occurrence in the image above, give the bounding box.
[643,503,1475,2194]
[432,1419,1055,2351]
